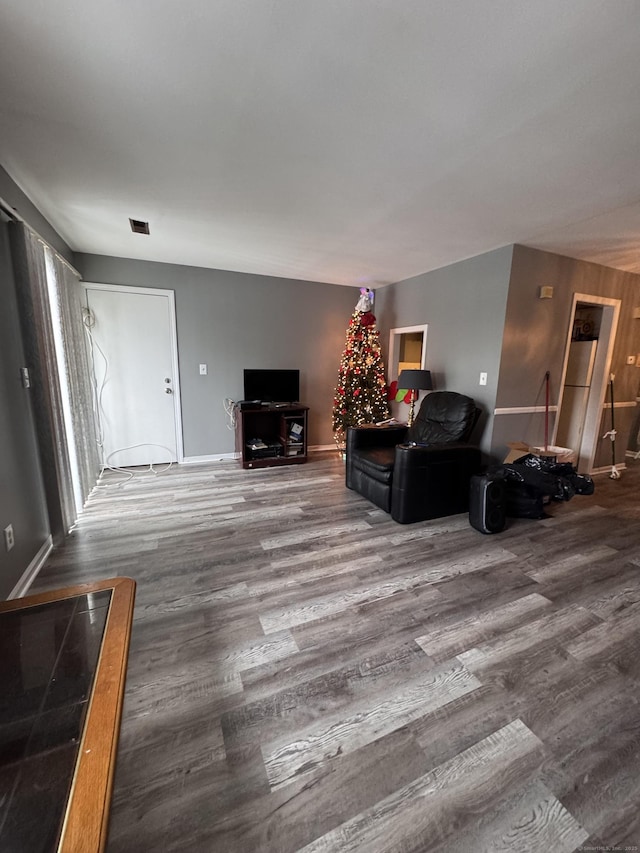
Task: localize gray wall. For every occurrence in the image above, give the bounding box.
[0,215,50,598]
[76,254,358,454]
[494,245,640,468]
[375,246,514,457]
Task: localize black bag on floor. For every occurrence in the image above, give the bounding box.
[499,463,574,503]
[488,453,595,520]
[514,453,594,495]
[503,481,547,519]
[566,472,595,495]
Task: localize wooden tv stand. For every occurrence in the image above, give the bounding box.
[235,404,308,469]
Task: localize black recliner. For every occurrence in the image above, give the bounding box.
[346,391,482,524]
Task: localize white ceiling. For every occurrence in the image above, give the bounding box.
[1,0,640,286]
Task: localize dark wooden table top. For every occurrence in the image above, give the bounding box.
[0,577,135,852]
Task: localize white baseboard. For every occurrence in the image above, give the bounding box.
[591,463,627,476]
[8,535,53,600]
[181,453,239,464]
[183,447,336,462]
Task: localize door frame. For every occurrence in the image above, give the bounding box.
[82,282,184,464]
[387,324,429,420]
[387,324,429,381]
[553,292,620,473]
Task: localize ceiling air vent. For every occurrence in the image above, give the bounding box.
[129,218,150,235]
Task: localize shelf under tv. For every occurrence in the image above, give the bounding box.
[235,404,309,469]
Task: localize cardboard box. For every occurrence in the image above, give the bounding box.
[503,441,576,465]
[503,442,531,464]
[531,445,576,464]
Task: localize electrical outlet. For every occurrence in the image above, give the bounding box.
[479,372,488,386]
[4,524,15,552]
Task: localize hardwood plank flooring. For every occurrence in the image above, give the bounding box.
[29,453,640,851]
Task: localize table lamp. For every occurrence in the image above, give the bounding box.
[397,369,433,426]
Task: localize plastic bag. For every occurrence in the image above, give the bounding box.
[513,453,594,495]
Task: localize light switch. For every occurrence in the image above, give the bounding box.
[479,372,487,386]
[626,355,636,365]
[199,364,207,375]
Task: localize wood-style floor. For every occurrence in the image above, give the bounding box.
[32,453,640,852]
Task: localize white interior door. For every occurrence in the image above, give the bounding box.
[84,284,183,468]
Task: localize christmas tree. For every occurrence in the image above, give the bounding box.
[332,288,391,450]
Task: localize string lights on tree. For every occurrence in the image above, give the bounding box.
[332,288,390,451]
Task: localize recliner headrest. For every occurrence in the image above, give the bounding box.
[407,391,478,444]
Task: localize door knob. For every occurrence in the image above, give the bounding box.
[165,387,173,394]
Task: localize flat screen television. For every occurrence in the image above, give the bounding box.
[243,369,300,404]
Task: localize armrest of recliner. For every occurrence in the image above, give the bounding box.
[391,442,482,523]
[394,442,480,474]
[347,425,408,451]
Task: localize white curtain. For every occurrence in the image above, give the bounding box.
[44,246,101,508]
[9,221,100,541]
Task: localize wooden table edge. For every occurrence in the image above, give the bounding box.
[1,577,137,853]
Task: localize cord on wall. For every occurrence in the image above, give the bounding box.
[224,398,237,430]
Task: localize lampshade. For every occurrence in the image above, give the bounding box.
[398,369,433,391]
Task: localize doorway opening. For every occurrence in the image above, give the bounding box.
[388,325,428,378]
[554,294,620,473]
[388,324,429,418]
